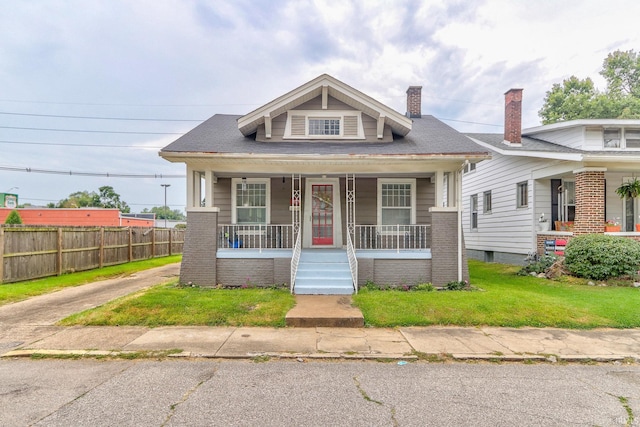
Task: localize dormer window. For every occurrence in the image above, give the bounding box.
[604,128,621,148]
[309,118,340,136]
[284,110,364,139]
[603,128,640,149]
[626,129,640,148]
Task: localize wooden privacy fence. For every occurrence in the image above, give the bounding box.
[0,225,185,284]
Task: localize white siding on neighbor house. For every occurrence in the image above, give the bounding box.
[462,151,549,255]
[528,127,585,149]
[584,127,604,150]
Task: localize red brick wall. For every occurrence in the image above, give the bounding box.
[406,86,422,118]
[504,88,523,144]
[573,170,605,235]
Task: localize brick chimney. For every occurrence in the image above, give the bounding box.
[504,88,523,145]
[406,86,422,118]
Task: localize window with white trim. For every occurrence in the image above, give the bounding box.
[603,128,640,149]
[483,191,492,214]
[232,178,270,224]
[377,179,416,225]
[309,118,340,135]
[284,110,364,139]
[470,194,478,230]
[516,181,528,208]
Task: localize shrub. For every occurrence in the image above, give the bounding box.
[4,210,23,224]
[413,283,434,292]
[517,255,557,276]
[445,280,469,291]
[564,234,640,280]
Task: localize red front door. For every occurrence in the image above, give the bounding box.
[312,184,333,245]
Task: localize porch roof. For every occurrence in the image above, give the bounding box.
[468,133,640,164]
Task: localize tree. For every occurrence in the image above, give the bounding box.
[142,207,185,220]
[539,50,640,124]
[51,186,130,213]
[4,210,23,224]
[93,186,130,213]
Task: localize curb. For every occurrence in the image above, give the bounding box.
[3,349,638,363]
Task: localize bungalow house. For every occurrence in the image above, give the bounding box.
[463,88,640,264]
[160,74,489,293]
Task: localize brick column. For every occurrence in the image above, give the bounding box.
[573,169,605,235]
[430,209,469,285]
[180,208,219,286]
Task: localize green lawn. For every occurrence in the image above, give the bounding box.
[0,255,182,306]
[60,285,296,327]
[49,259,640,329]
[353,260,640,328]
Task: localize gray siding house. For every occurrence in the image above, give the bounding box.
[160,74,489,294]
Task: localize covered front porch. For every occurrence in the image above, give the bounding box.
[534,166,640,255]
[180,165,469,293]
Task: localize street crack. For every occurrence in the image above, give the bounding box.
[353,376,398,426]
[162,367,218,426]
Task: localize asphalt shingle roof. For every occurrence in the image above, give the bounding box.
[161,114,489,156]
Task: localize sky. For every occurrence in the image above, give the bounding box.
[1,0,639,213]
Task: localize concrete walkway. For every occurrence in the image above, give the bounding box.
[1,263,640,362]
[3,325,640,362]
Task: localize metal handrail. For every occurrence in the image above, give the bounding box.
[218,224,293,250]
[346,230,358,294]
[354,224,431,250]
[290,231,302,294]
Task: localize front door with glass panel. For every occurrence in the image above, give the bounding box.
[312,184,333,245]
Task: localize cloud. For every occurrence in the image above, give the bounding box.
[1,0,639,210]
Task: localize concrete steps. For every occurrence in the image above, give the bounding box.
[285,295,364,327]
[293,249,354,295]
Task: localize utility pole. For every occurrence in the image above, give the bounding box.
[161,184,171,228]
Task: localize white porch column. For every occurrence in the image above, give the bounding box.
[434,170,445,207]
[204,171,217,208]
[186,166,196,208]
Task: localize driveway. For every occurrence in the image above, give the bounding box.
[0,263,179,352]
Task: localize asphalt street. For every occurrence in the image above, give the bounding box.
[1,358,639,427]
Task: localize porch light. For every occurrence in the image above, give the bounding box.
[242,177,247,190]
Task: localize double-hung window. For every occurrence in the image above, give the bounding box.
[378,179,416,226]
[483,191,492,214]
[232,178,269,224]
[470,194,478,230]
[516,181,529,208]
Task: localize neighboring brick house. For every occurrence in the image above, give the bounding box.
[0,208,154,227]
[463,89,640,264]
[160,74,490,293]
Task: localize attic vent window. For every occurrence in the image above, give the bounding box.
[309,118,340,135]
[284,110,364,140]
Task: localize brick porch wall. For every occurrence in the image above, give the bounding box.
[431,210,469,285]
[180,209,218,286]
[573,170,605,235]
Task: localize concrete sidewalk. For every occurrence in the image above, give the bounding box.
[1,262,640,362]
[3,325,640,362]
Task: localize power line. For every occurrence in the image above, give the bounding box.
[0,111,204,122]
[0,165,185,178]
[0,99,261,107]
[0,140,164,149]
[0,125,184,135]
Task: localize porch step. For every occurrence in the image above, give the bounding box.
[285,295,364,327]
[294,249,354,295]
